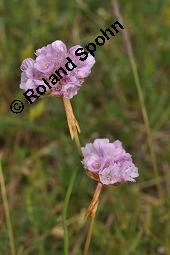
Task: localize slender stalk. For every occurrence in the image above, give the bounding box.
[62,167,78,255]
[112,0,163,200]
[62,97,101,254]
[83,182,103,255]
[83,216,95,255]
[0,155,16,255]
[74,131,82,156]
[62,97,82,254]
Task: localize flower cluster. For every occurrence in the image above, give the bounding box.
[20,40,95,99]
[19,39,139,186]
[81,139,139,185]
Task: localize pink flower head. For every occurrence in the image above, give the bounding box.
[19,40,95,99]
[81,139,139,185]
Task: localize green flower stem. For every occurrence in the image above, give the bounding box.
[62,97,101,255]
[62,132,81,255]
[73,130,82,156]
[62,98,82,255]
[62,167,78,255]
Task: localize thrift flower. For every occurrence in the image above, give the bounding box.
[20,40,95,99]
[81,139,139,185]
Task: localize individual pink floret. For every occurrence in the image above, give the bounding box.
[81,139,139,185]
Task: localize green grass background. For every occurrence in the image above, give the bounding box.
[0,0,170,254]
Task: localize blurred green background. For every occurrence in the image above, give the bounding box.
[0,0,170,254]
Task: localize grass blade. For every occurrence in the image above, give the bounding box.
[62,167,78,255]
[0,155,16,255]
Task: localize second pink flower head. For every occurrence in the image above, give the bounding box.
[81,139,139,185]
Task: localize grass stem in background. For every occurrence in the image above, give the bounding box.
[0,155,16,255]
[112,0,163,200]
[62,167,78,255]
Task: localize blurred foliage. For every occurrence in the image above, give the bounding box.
[0,0,170,254]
